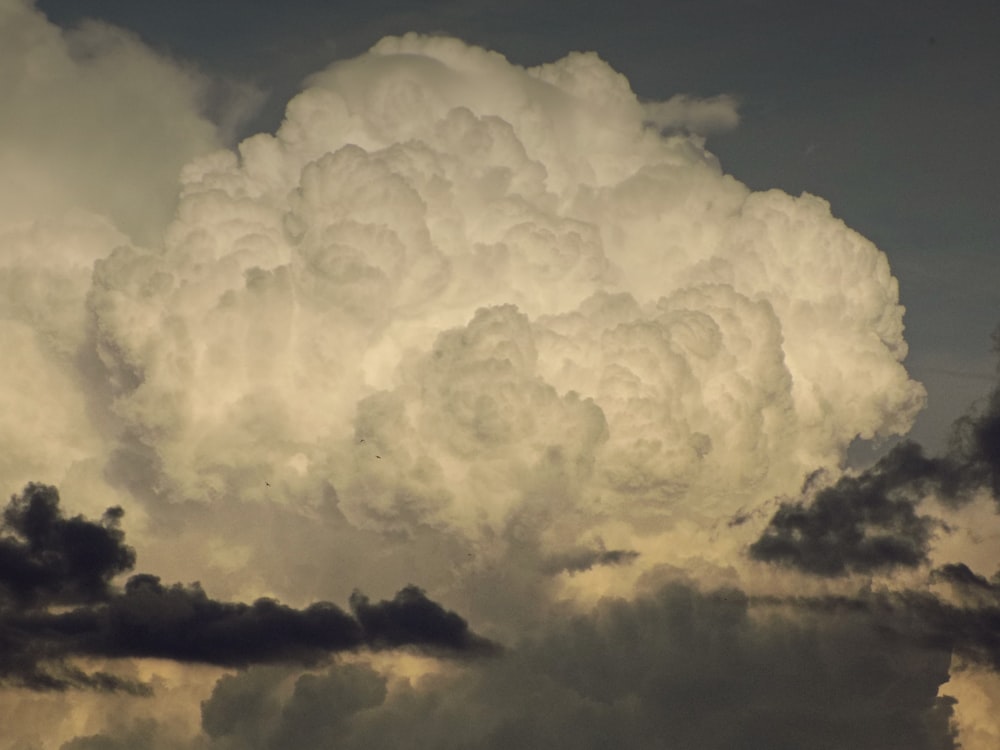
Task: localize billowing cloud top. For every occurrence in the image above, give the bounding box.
[78,33,923,545]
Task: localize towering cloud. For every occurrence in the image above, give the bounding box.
[4,9,998,749]
[84,33,923,551]
[0,0,221,512]
[0,0,219,237]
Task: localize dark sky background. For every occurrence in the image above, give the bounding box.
[4,2,1000,748]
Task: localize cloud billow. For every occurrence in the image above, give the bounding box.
[79,33,925,540]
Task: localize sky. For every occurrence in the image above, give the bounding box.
[1,0,999,748]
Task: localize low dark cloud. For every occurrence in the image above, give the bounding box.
[0,483,135,606]
[0,484,497,691]
[947,382,1000,499]
[761,579,1000,675]
[350,585,500,656]
[187,579,957,750]
[750,371,1000,576]
[12,574,364,668]
[886,590,1000,672]
[932,562,1000,592]
[201,663,390,750]
[748,442,940,575]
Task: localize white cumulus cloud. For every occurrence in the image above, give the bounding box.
[79,33,924,550]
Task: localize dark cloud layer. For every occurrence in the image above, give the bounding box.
[186,579,957,750]
[748,442,941,576]
[1,483,985,742]
[949,383,1000,499]
[350,586,500,656]
[933,562,1000,593]
[0,485,496,692]
[751,373,1000,576]
[762,578,1000,676]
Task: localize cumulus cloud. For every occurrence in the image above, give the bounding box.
[5,14,997,750]
[0,0,219,241]
[81,32,923,554]
[0,0,224,509]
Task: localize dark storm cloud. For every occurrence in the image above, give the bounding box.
[0,483,135,606]
[190,579,958,750]
[948,380,1000,499]
[350,585,500,656]
[0,485,496,691]
[761,580,1000,675]
[886,591,1000,671]
[3,579,496,691]
[20,574,365,666]
[201,663,389,749]
[929,562,1000,646]
[748,442,941,575]
[932,562,1000,593]
[751,372,1000,576]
